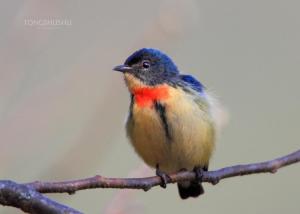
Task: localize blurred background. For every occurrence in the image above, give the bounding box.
[0,0,299,213]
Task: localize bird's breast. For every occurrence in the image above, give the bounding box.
[124,73,170,107]
[126,86,215,173]
[132,85,169,108]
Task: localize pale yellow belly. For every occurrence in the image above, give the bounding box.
[126,96,215,173]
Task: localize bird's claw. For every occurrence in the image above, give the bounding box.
[193,167,204,183]
[156,164,170,188]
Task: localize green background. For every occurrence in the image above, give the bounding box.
[0,0,299,213]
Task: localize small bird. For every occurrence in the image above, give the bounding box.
[113,48,220,199]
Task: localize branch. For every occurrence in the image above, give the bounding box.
[1,149,299,213]
[28,149,300,193]
[0,180,82,214]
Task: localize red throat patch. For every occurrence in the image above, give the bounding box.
[133,85,169,107]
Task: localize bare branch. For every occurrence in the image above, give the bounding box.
[29,149,300,193]
[0,180,82,214]
[1,149,299,213]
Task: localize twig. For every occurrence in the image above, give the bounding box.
[1,149,299,213]
[28,149,300,193]
[0,180,82,214]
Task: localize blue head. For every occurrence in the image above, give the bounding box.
[113,48,179,86]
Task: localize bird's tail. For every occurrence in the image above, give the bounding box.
[177,181,204,199]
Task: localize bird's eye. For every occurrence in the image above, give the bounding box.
[142,60,150,69]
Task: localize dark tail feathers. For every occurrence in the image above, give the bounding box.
[177,182,204,199]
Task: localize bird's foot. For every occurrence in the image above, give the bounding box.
[156,164,171,189]
[193,167,204,183]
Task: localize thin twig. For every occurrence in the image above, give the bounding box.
[1,149,299,213]
[27,149,300,193]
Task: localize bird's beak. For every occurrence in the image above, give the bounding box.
[113,65,132,73]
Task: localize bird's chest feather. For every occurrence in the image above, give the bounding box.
[126,86,215,173]
[126,86,171,168]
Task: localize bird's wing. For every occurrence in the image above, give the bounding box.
[178,74,209,113]
[179,74,205,95]
[179,74,228,131]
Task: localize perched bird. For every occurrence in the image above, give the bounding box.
[113,48,220,199]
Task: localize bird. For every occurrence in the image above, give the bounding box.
[113,48,220,199]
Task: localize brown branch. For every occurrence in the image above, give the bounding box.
[0,180,82,214]
[1,149,299,213]
[29,149,300,193]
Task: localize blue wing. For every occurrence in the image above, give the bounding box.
[179,74,204,94]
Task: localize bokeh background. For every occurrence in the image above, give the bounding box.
[1,0,299,213]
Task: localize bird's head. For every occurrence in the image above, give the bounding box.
[113,48,179,90]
